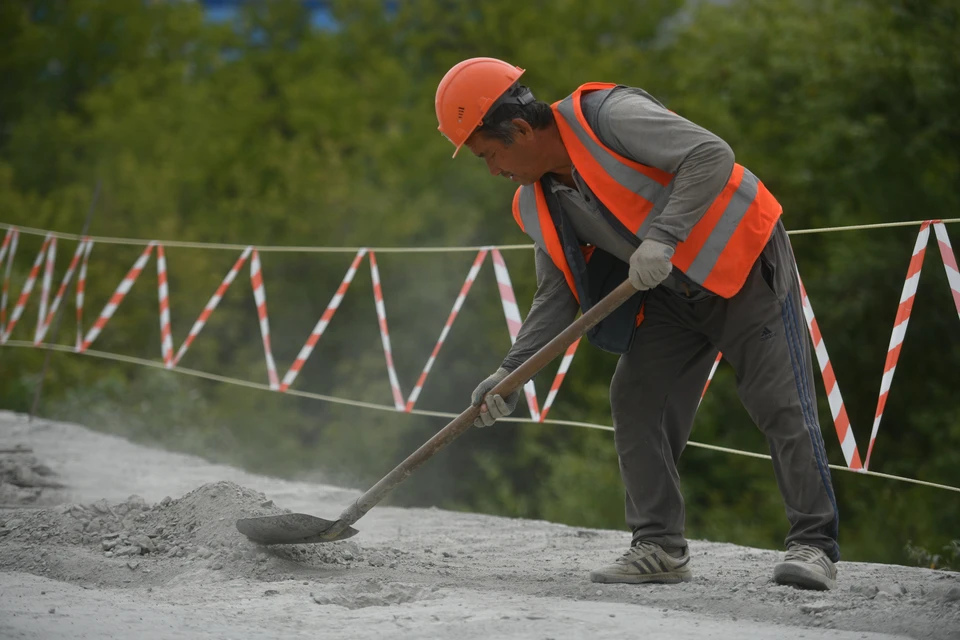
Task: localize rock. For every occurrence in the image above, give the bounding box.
[127,561,140,570]
[942,586,960,603]
[850,585,879,598]
[160,496,172,507]
[801,602,834,614]
[48,608,55,614]
[114,545,141,557]
[90,499,112,515]
[131,534,155,553]
[264,590,280,597]
[367,553,386,567]
[878,583,904,597]
[102,539,118,551]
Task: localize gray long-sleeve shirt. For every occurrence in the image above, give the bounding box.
[501,86,735,372]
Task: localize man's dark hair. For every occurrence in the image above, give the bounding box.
[474,83,554,145]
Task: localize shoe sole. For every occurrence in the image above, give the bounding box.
[773,563,836,591]
[590,571,692,585]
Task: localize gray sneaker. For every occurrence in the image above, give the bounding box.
[589,541,692,584]
[774,543,837,590]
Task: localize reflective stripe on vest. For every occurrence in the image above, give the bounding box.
[513,82,782,299]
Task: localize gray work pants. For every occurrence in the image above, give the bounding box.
[610,221,840,561]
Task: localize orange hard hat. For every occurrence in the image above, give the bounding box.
[435,57,527,157]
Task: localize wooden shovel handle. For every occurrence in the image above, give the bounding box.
[330,279,639,533]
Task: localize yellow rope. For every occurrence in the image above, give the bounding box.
[2,218,957,253]
[3,340,957,494]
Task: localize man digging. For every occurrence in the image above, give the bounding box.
[435,57,840,591]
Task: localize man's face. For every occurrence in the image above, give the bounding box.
[465,119,545,186]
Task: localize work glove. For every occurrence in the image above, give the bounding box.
[470,367,521,428]
[629,239,675,290]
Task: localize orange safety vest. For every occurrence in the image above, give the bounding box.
[512,83,782,304]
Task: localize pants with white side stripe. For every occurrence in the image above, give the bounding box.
[610,220,840,561]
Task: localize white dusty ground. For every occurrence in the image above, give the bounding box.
[0,410,958,640]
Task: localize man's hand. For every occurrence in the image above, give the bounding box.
[470,368,521,428]
[629,239,675,290]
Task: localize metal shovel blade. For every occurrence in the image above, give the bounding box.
[236,513,358,545]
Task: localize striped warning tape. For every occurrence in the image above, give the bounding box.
[2,233,53,344]
[35,237,57,344]
[539,338,580,422]
[0,228,20,338]
[698,352,723,406]
[798,275,863,470]
[369,251,405,410]
[75,239,93,350]
[34,239,91,346]
[1,219,953,471]
[174,247,253,366]
[80,242,155,352]
[280,248,368,392]
[933,222,960,319]
[490,248,541,421]
[405,248,489,412]
[156,245,174,368]
[865,222,931,469]
[250,249,280,390]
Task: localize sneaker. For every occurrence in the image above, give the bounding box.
[774,543,837,590]
[589,541,692,584]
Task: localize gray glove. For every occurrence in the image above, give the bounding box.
[629,239,675,290]
[470,367,521,428]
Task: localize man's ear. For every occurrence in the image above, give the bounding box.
[511,118,535,141]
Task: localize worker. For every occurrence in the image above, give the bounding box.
[435,57,840,591]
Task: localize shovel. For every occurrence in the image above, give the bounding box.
[237,279,640,545]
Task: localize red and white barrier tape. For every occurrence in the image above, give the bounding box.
[369,251,405,410]
[865,222,931,469]
[405,248,489,412]
[539,338,580,422]
[3,221,954,469]
[933,222,960,319]
[491,249,541,421]
[699,352,724,406]
[80,242,155,352]
[75,239,93,350]
[156,245,174,368]
[34,239,91,345]
[1,228,21,338]
[2,234,53,344]
[280,248,367,392]
[174,246,252,366]
[35,237,57,343]
[798,275,863,470]
[250,249,280,390]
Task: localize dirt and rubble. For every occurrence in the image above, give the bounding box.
[0,410,958,639]
[0,447,67,507]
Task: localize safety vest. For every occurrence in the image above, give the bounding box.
[512,83,782,315]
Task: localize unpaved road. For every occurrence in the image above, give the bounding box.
[1,410,957,639]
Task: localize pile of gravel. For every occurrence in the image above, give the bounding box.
[0,450,65,506]
[0,481,405,586]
